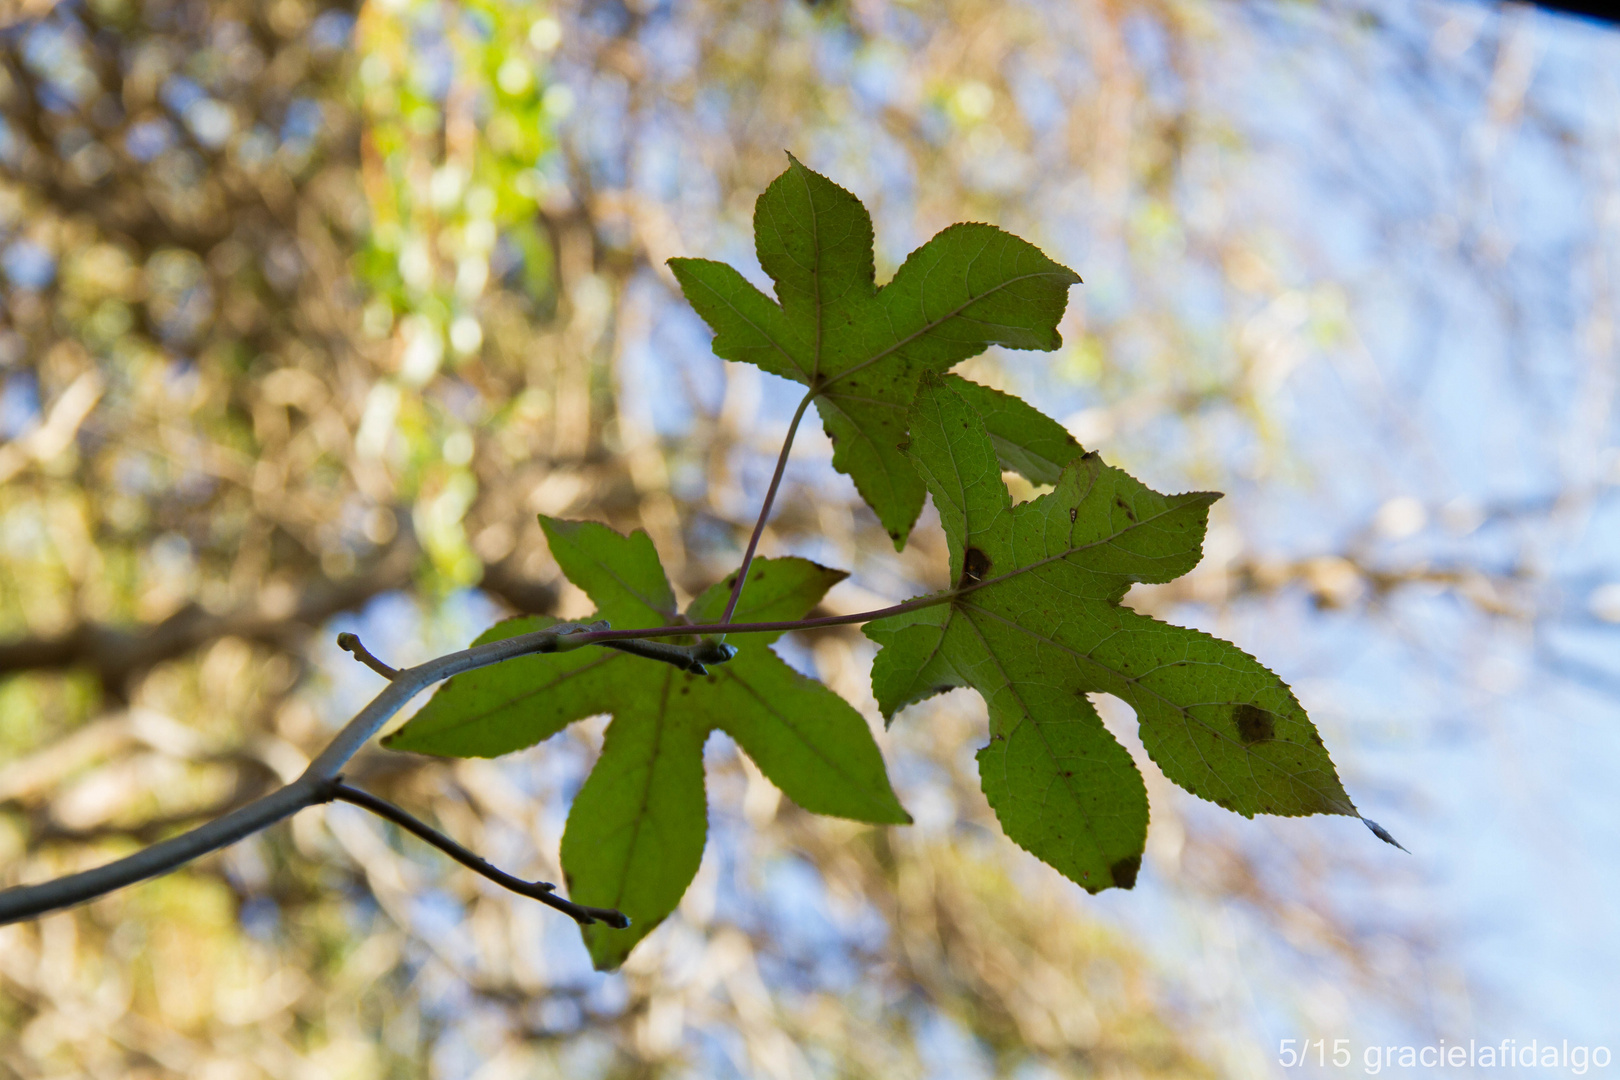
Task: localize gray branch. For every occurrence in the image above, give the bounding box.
[0,620,612,924]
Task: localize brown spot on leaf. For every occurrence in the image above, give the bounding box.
[1114,497,1137,522]
[1234,703,1276,744]
[1110,855,1141,889]
[962,546,992,584]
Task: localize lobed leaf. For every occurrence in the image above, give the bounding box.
[867,375,1354,894]
[388,522,906,968]
[671,155,1081,547]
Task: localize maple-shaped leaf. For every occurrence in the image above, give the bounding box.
[670,155,1082,548]
[386,517,909,969]
[865,375,1355,893]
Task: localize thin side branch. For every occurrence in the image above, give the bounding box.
[551,620,737,673]
[599,637,738,674]
[719,389,816,625]
[320,779,629,927]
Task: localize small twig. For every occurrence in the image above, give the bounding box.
[319,779,629,927]
[547,621,738,670]
[551,619,737,673]
[597,638,738,674]
[719,389,816,626]
[337,632,398,679]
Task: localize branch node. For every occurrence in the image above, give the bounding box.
[337,633,399,679]
[551,620,610,653]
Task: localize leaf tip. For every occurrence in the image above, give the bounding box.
[1363,817,1410,853]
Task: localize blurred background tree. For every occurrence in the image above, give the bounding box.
[1,0,1616,1075]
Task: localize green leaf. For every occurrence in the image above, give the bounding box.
[539,517,677,629]
[670,155,1081,548]
[388,524,907,968]
[559,678,708,968]
[866,375,1354,894]
[941,374,1083,487]
[381,614,619,758]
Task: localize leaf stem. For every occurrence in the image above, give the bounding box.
[320,779,629,927]
[719,389,816,626]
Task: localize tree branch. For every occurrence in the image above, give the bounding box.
[0,593,951,924]
[320,779,628,926]
[0,620,613,924]
[0,529,562,692]
[0,534,419,693]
